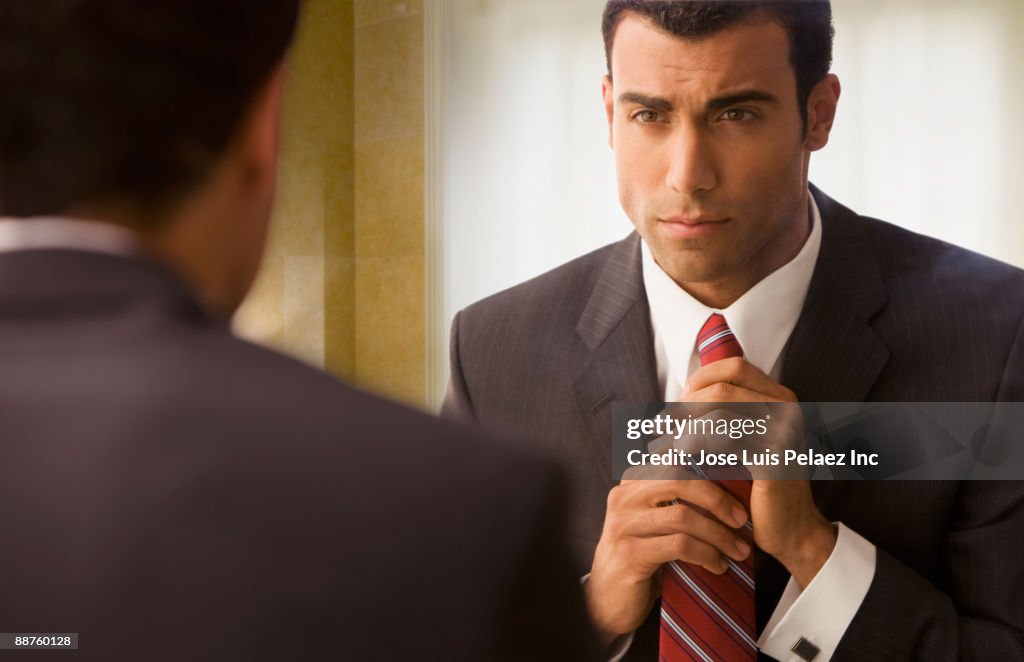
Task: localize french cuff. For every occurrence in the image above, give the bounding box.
[757,523,876,661]
[580,573,636,662]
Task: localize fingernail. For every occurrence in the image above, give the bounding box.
[732,506,747,527]
[735,540,751,559]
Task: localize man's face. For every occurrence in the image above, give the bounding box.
[604,15,815,301]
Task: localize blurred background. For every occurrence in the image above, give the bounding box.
[235,0,1024,411]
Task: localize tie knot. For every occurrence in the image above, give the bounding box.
[697,314,743,366]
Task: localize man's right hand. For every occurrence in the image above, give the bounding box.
[584,479,752,645]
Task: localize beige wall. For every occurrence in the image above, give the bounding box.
[235,0,427,408]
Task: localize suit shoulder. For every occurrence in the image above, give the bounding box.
[136,326,552,475]
[202,336,569,506]
[857,215,1024,295]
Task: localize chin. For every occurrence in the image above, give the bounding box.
[648,240,721,277]
[659,259,731,286]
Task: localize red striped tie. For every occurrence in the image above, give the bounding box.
[659,314,756,661]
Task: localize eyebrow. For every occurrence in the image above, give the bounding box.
[705,89,779,111]
[618,92,673,112]
[617,89,780,113]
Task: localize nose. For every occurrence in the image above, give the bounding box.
[664,124,717,195]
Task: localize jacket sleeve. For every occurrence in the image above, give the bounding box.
[833,307,1024,660]
[833,481,1024,660]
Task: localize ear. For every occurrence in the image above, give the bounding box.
[805,73,841,152]
[602,75,615,149]
[234,63,289,194]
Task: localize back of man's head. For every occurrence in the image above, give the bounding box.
[0,0,300,223]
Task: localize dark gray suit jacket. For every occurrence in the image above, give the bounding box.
[0,249,597,661]
[444,188,1024,660]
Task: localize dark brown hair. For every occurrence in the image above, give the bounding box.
[602,1,834,130]
[0,0,301,221]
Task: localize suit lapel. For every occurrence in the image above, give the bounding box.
[572,234,660,482]
[782,188,891,401]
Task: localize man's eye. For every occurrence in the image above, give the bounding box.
[720,109,755,122]
[633,110,661,123]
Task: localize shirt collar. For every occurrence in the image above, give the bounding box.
[641,193,823,395]
[0,217,143,257]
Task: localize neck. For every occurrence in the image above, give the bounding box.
[68,190,242,320]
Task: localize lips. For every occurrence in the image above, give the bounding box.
[659,215,729,225]
[657,216,732,238]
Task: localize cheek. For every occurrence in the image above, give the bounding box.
[615,137,660,211]
[615,156,650,223]
[615,166,638,221]
[730,133,802,193]
[740,154,805,227]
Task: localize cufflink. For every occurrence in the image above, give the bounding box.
[791,637,820,661]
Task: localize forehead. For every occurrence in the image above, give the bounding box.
[610,14,795,100]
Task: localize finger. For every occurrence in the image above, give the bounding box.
[644,533,730,575]
[684,383,778,403]
[614,479,699,510]
[647,434,675,454]
[682,358,796,401]
[664,402,772,426]
[685,357,774,393]
[622,503,751,561]
[621,479,747,528]
[621,462,696,482]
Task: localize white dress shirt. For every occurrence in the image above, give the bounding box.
[0,217,218,313]
[611,195,877,661]
[0,216,142,256]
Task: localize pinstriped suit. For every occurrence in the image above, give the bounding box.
[444,186,1024,660]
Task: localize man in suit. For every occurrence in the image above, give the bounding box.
[444,1,1024,660]
[0,2,596,660]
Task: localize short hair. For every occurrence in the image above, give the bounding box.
[0,0,301,222]
[602,1,834,130]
